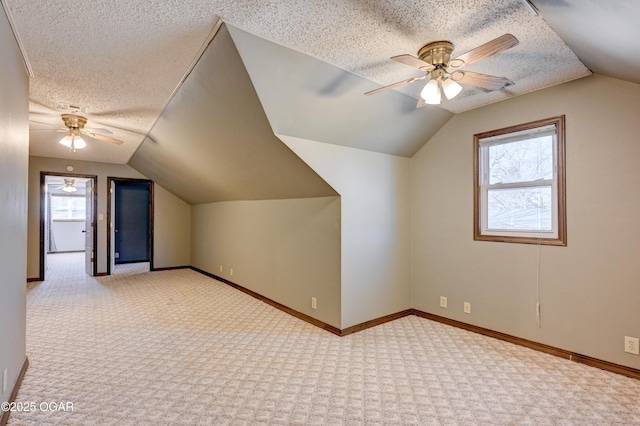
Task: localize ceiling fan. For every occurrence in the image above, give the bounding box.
[30,114,124,151]
[55,178,78,193]
[365,34,519,107]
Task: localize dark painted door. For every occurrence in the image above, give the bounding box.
[114,181,150,264]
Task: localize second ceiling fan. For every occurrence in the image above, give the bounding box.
[31,113,124,152]
[365,34,519,107]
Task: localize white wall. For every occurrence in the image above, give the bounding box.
[0,4,29,405]
[280,136,412,329]
[28,157,191,277]
[191,197,341,328]
[412,74,640,369]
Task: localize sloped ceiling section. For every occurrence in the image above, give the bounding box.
[128,24,337,205]
[227,26,453,158]
[532,0,640,86]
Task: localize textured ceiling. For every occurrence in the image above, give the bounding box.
[3,0,612,164]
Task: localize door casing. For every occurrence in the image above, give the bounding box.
[38,171,98,281]
[106,177,154,275]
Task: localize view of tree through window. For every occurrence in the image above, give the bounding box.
[487,136,553,231]
[474,116,566,245]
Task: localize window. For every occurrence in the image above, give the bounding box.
[474,115,566,245]
[51,195,86,220]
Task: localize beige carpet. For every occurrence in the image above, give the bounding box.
[9,253,640,425]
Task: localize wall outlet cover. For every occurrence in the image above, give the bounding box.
[440,296,447,308]
[625,336,640,355]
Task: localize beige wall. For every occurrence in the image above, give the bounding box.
[27,156,191,278]
[411,74,640,369]
[280,136,412,329]
[191,197,341,328]
[154,185,191,268]
[0,5,29,404]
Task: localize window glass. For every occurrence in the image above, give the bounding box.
[51,195,86,220]
[488,136,553,185]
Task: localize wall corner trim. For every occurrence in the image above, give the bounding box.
[0,356,29,426]
[0,1,34,77]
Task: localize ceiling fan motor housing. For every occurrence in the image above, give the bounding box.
[418,41,454,67]
[61,113,87,130]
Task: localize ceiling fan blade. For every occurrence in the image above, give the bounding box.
[457,71,513,91]
[391,54,435,71]
[29,119,67,131]
[365,75,427,96]
[416,96,426,109]
[82,130,124,145]
[30,129,68,133]
[85,128,113,135]
[449,34,519,68]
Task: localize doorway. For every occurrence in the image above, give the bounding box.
[107,178,154,275]
[39,172,98,281]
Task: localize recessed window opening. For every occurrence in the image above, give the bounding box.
[474,116,566,246]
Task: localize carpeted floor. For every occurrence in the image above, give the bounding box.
[9,253,640,425]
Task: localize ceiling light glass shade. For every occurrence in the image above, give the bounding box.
[62,178,77,193]
[59,134,87,150]
[420,79,441,104]
[441,78,463,100]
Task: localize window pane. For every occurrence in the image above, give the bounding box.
[488,136,553,184]
[51,195,85,220]
[487,186,552,231]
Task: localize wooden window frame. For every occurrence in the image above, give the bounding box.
[473,115,566,246]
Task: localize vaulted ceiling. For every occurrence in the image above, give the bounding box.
[4,0,639,202]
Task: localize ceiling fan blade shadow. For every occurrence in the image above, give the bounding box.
[365,75,426,96]
[457,71,513,91]
[450,34,519,68]
[391,54,435,71]
[82,130,124,145]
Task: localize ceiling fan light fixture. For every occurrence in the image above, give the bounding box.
[61,178,77,193]
[442,78,463,100]
[421,79,441,104]
[59,134,86,150]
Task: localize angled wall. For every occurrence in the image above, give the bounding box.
[0,4,29,406]
[129,24,335,205]
[412,74,640,370]
[228,25,452,158]
[280,136,411,329]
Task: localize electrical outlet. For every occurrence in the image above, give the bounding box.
[230,268,233,276]
[3,368,7,393]
[219,265,223,273]
[440,296,447,308]
[625,336,640,355]
[464,302,471,314]
[311,297,317,310]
